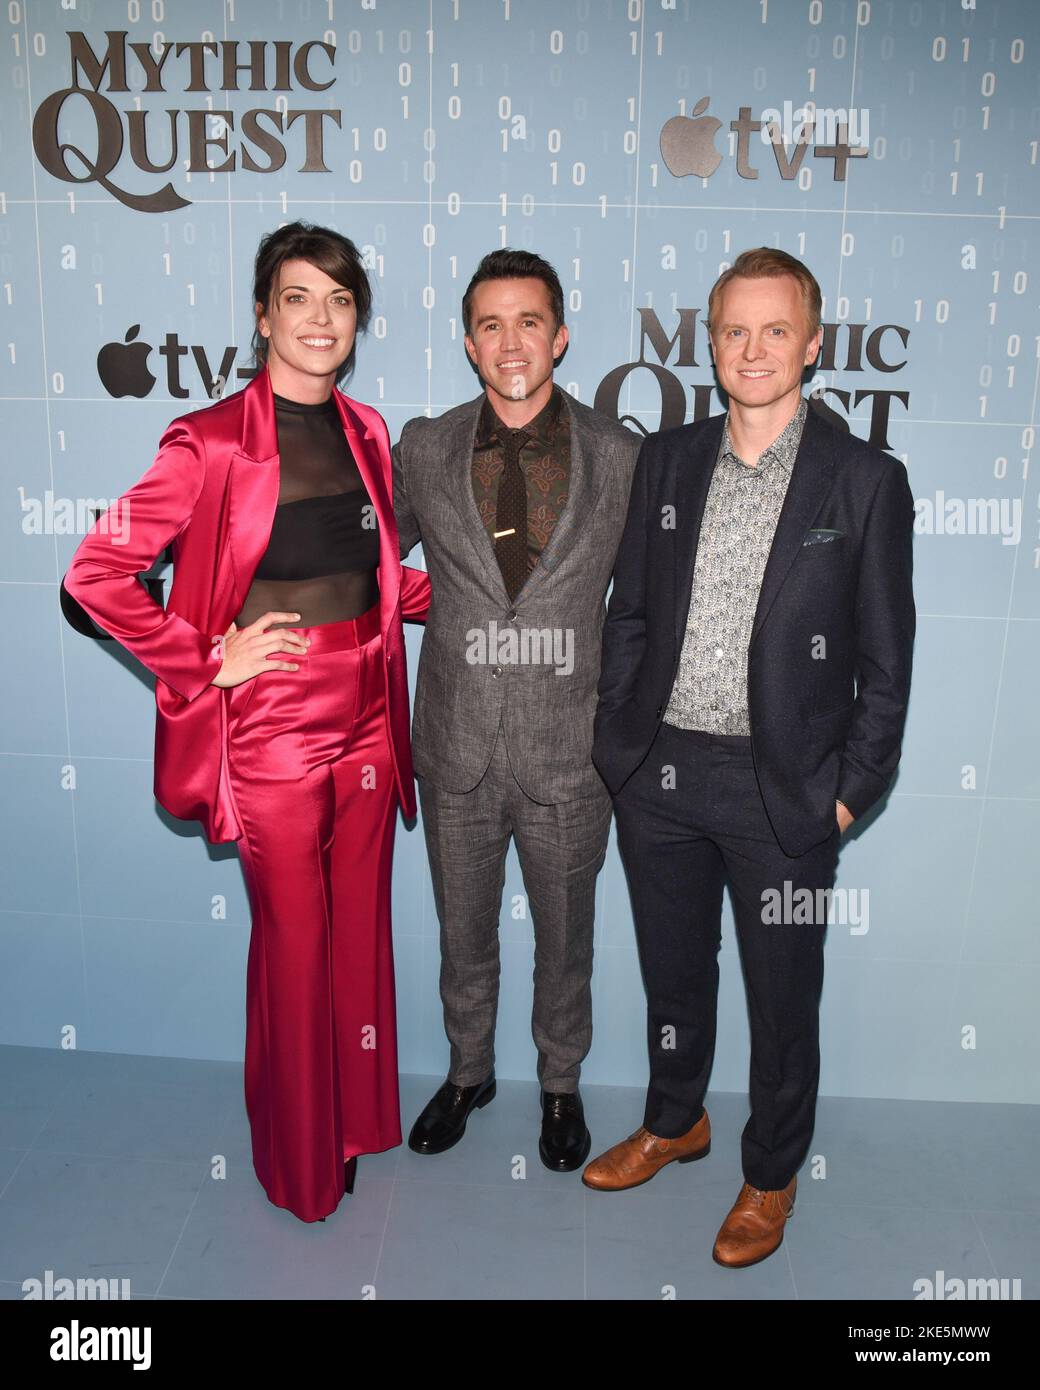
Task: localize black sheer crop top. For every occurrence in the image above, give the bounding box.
[234,392,380,630]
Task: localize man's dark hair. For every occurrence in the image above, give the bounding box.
[461,248,565,337]
[251,221,372,376]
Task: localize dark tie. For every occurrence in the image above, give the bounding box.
[495,429,528,600]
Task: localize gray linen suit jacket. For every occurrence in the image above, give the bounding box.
[392,387,642,803]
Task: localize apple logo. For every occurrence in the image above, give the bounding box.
[97,325,156,398]
[660,97,724,179]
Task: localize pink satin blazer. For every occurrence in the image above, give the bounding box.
[64,366,430,842]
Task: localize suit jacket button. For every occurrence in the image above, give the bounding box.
[507,609,517,621]
[493,667,503,678]
[656,706,663,718]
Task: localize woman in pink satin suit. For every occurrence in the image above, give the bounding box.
[65,222,429,1223]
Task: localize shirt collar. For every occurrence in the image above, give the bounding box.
[719,395,808,474]
[474,384,563,451]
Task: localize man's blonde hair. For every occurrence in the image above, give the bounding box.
[707,247,822,338]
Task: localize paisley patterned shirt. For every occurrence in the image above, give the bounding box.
[471,384,571,574]
[663,397,808,735]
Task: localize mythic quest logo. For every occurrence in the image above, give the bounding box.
[32,31,342,213]
[660,99,868,184]
[96,326,252,400]
[594,308,909,452]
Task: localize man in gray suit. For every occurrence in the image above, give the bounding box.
[392,248,641,1170]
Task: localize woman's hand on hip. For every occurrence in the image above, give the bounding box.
[210,612,310,688]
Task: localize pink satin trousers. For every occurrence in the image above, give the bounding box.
[224,603,401,1222]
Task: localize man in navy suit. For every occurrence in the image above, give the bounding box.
[582,248,915,1267]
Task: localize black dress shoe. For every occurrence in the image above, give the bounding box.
[539,1089,591,1172]
[408,1074,496,1154]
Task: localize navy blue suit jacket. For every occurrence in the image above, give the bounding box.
[592,403,916,857]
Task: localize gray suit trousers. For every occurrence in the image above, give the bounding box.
[417,725,613,1092]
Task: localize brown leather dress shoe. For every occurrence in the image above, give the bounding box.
[712,1177,797,1267]
[581,1111,710,1191]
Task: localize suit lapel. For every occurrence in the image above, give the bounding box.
[446,395,511,603]
[228,367,280,615]
[673,414,725,649]
[749,406,836,645]
[331,388,401,620]
[520,391,608,597]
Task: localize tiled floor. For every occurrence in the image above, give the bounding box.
[0,1044,1034,1301]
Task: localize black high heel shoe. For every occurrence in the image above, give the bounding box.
[316,1159,358,1221]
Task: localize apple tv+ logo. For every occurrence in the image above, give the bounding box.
[96,328,252,400]
[660,97,724,179]
[660,98,867,183]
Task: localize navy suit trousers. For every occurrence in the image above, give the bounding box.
[613,720,841,1190]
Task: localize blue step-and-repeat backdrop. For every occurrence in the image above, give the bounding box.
[2,0,1037,1103]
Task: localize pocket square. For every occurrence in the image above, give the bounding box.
[802,528,846,547]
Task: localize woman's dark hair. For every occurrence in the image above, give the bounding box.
[461,248,565,336]
[251,221,372,375]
